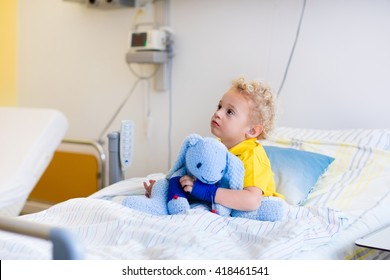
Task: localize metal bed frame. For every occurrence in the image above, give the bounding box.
[62,138,107,190]
[0,215,84,260]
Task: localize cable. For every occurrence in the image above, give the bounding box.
[277,0,307,97]
[167,56,173,169]
[127,63,160,79]
[98,78,141,144]
[97,4,154,144]
[165,5,174,169]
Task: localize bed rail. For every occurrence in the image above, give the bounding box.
[62,138,107,189]
[0,216,84,260]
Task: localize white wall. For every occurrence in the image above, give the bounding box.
[17,0,390,179]
[277,0,390,129]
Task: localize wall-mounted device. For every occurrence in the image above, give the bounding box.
[64,0,152,9]
[126,29,170,64]
[125,51,168,64]
[66,0,172,90]
[130,30,167,52]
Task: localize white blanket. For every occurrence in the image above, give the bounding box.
[0,196,346,260]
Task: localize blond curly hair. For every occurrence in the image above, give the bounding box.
[231,76,277,139]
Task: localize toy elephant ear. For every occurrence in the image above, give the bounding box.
[166,134,202,179]
[219,151,245,190]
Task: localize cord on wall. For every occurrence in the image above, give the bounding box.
[277,0,307,97]
[97,78,141,144]
[166,52,173,169]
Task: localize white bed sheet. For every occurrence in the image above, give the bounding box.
[0,127,389,259]
[0,196,346,260]
[0,107,68,216]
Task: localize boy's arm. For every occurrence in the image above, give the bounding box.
[180,175,263,211]
[215,187,263,211]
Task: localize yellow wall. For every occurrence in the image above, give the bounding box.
[0,0,17,106]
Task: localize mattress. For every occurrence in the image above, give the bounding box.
[0,107,68,216]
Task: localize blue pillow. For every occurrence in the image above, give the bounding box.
[263,146,334,205]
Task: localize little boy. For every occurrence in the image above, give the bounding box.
[145,77,283,211]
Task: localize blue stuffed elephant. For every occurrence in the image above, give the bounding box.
[123,134,286,221]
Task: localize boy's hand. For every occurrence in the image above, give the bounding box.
[180,175,218,203]
[180,175,195,193]
[143,179,156,198]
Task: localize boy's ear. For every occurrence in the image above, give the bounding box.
[246,124,263,138]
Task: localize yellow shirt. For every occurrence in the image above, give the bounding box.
[229,138,284,198]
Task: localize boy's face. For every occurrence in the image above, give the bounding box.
[210,88,254,149]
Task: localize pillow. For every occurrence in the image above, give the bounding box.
[263,146,334,205]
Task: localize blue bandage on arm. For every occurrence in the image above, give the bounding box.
[190,180,218,203]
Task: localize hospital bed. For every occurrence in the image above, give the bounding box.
[1,124,390,259]
[0,107,68,217]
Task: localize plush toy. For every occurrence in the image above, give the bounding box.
[122,178,170,216]
[231,196,286,221]
[123,134,244,216]
[165,133,244,216]
[122,134,286,221]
